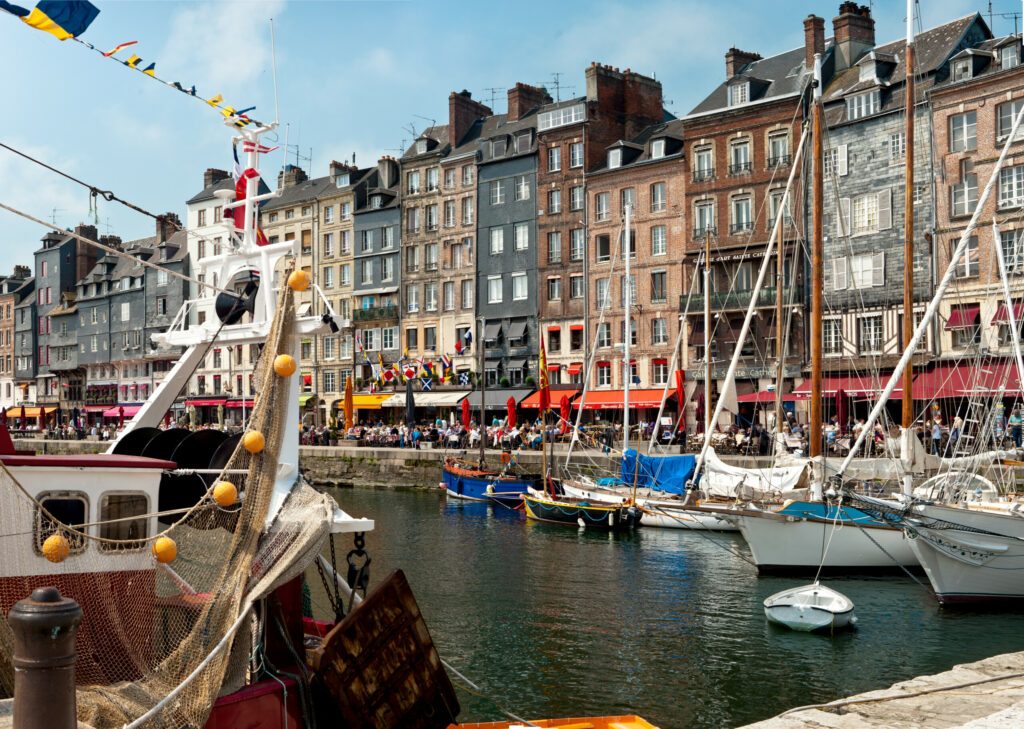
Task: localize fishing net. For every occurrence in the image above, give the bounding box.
[0,280,334,728]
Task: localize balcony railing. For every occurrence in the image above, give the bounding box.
[728,161,752,176]
[680,286,800,313]
[767,154,791,168]
[692,168,715,182]
[693,226,717,239]
[353,305,398,321]
[729,221,754,235]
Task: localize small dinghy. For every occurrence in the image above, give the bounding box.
[763,582,856,632]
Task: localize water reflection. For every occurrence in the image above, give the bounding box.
[313,487,1024,729]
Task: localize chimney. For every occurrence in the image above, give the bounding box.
[804,15,825,69]
[11,265,30,280]
[833,2,875,71]
[277,164,308,189]
[98,235,122,250]
[156,212,181,244]
[377,157,398,189]
[203,168,229,189]
[725,48,762,78]
[329,159,357,184]
[73,224,98,243]
[506,83,552,122]
[449,90,492,147]
[622,69,664,140]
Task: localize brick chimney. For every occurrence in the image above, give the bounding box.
[277,164,308,189]
[725,48,762,78]
[622,69,664,139]
[584,63,663,168]
[73,224,98,243]
[833,2,875,71]
[11,265,30,280]
[156,212,181,244]
[72,225,99,280]
[98,235,122,250]
[507,83,551,122]
[449,90,492,147]
[203,168,229,188]
[377,156,399,189]
[804,15,825,69]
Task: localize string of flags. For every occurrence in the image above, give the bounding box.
[0,0,264,127]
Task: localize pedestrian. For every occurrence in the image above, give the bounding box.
[931,417,943,456]
[1010,408,1023,448]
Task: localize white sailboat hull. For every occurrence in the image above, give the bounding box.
[764,583,856,631]
[734,511,919,572]
[560,483,737,531]
[907,503,1024,604]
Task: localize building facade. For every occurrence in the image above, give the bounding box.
[0,267,31,408]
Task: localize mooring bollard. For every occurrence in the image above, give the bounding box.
[8,586,82,729]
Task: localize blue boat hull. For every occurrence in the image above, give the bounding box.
[440,462,539,506]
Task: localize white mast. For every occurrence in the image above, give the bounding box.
[623,202,632,455]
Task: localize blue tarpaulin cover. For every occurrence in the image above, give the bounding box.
[620,449,697,495]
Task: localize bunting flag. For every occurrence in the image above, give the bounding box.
[421,377,433,392]
[383,368,394,383]
[454,339,462,355]
[242,141,279,154]
[403,364,417,381]
[459,371,471,386]
[141,62,156,77]
[102,40,137,57]
[377,353,386,385]
[422,360,435,380]
[440,354,453,382]
[125,54,142,68]
[538,340,551,412]
[463,329,473,349]
[0,0,99,40]
[391,362,403,383]
[207,93,224,107]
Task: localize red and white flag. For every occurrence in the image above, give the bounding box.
[241,141,279,154]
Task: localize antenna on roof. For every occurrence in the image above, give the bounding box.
[483,87,505,112]
[412,114,437,133]
[50,208,64,226]
[548,72,566,102]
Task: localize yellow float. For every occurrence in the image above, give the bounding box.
[213,480,238,507]
[152,536,177,564]
[273,354,296,377]
[287,270,310,292]
[42,533,71,563]
[243,430,266,454]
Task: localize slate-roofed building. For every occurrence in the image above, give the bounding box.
[0,266,32,409]
[13,278,37,405]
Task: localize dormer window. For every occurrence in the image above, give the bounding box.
[728,82,749,107]
[846,90,880,121]
[858,62,875,83]
[492,138,507,157]
[952,58,972,82]
[1002,44,1020,69]
[335,174,349,188]
[650,139,665,159]
[415,139,428,154]
[370,195,383,209]
[515,132,531,154]
[608,149,622,169]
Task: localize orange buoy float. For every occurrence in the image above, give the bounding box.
[242,430,266,454]
[273,354,296,377]
[42,534,71,563]
[213,481,238,507]
[287,270,310,292]
[152,536,177,564]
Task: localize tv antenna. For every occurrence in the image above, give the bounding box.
[483,87,505,112]
[541,72,574,102]
[412,113,437,133]
[286,144,312,171]
[49,208,64,226]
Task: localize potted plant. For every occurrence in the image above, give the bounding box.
[525,375,537,387]
[499,376,511,387]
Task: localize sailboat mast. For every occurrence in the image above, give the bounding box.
[703,223,712,435]
[809,53,824,471]
[774,179,785,437]
[623,203,632,454]
[901,0,916,495]
[478,317,486,467]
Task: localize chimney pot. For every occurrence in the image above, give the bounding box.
[725,47,762,78]
[804,15,825,69]
[833,2,875,71]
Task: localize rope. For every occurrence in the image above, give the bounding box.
[439,658,538,726]
[643,505,758,567]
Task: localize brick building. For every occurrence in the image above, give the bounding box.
[537,63,666,385]
[0,266,31,408]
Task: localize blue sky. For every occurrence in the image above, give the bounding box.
[0,0,1000,272]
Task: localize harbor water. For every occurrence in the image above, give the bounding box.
[313,487,1024,728]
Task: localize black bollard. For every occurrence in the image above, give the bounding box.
[8,586,82,729]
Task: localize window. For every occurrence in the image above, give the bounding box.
[360,259,373,285]
[381,256,394,281]
[768,132,789,166]
[322,370,337,393]
[595,192,610,221]
[323,206,334,224]
[651,317,668,345]
[426,167,439,192]
[197,209,207,226]
[120,302,130,321]
[362,328,380,351]
[596,278,610,309]
[462,165,473,186]
[950,111,977,152]
[858,315,883,354]
[511,272,528,301]
[406,284,420,313]
[620,319,637,346]
[323,266,335,289]
[490,180,505,205]
[728,141,750,176]
[998,100,1024,142]
[1001,43,1021,69]
[548,232,562,263]
[952,305,982,348]
[847,189,892,235]
[1001,229,1024,272]
[650,225,667,256]
[323,336,336,359]
[444,168,456,189]
[424,327,437,351]
[651,139,666,159]
[824,144,848,178]
[487,275,502,304]
[515,132,531,154]
[547,277,562,301]
[999,165,1024,209]
[570,274,584,299]
[425,282,438,312]
[444,200,456,227]
[444,281,455,311]
[951,58,972,82]
[952,161,978,217]
[650,271,667,303]
[596,234,611,263]
[647,182,666,213]
[406,207,421,233]
[370,194,383,209]
[406,328,418,350]
[546,188,562,215]
[620,187,635,213]
[731,196,752,233]
[695,201,715,236]
[461,197,474,225]
[405,246,420,274]
[360,229,374,252]
[570,185,584,211]
[407,170,421,194]
[538,103,585,130]
[847,90,880,120]
[490,228,504,255]
[492,138,506,157]
[515,175,530,201]
[953,236,979,278]
[728,82,749,106]
[596,322,611,348]
[823,319,843,355]
[768,188,792,226]
[570,228,585,261]
[888,132,906,164]
[570,142,584,168]
[850,252,885,288]
[693,146,713,180]
[514,223,529,250]
[608,149,622,169]
[462,279,474,309]
[548,146,561,171]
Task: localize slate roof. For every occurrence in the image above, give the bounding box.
[262,175,335,212]
[689,45,811,116]
[400,125,451,163]
[186,176,233,206]
[589,118,685,175]
[933,33,1022,92]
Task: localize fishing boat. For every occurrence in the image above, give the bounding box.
[764,582,856,632]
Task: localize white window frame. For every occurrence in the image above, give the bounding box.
[487,275,502,304]
[511,272,528,301]
[489,228,504,255]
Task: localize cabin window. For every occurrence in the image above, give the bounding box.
[99,493,149,551]
[36,492,88,556]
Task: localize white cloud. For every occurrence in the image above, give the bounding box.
[160,0,287,92]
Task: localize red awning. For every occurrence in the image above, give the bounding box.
[186,398,228,407]
[736,391,808,403]
[103,405,141,418]
[991,302,1024,325]
[569,325,584,332]
[225,399,255,408]
[521,390,579,409]
[547,364,560,371]
[945,305,980,330]
[913,362,1022,399]
[547,325,561,332]
[652,358,668,366]
[573,389,675,410]
[83,405,110,413]
[302,374,313,386]
[567,363,583,376]
[793,374,904,397]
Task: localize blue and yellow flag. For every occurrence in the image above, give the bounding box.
[0,0,99,40]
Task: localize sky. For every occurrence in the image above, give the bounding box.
[0,0,1012,273]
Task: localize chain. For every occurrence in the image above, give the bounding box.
[346,531,371,611]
